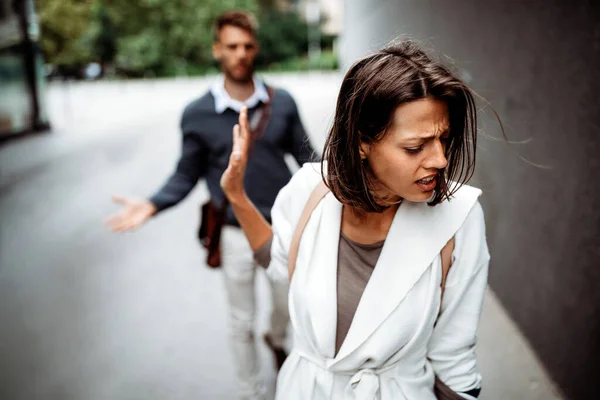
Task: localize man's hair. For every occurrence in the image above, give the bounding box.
[322,39,479,213]
[213,10,258,42]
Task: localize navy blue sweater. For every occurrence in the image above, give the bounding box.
[149,87,317,225]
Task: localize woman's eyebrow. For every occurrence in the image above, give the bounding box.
[402,133,437,141]
[402,129,450,141]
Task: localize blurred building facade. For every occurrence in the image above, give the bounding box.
[276,0,342,35]
[0,0,49,138]
[339,1,599,399]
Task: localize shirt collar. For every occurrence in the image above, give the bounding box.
[211,75,270,114]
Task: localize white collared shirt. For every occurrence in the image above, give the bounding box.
[210,75,270,114]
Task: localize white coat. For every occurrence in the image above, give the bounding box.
[267,163,489,400]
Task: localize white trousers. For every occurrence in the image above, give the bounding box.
[221,226,290,400]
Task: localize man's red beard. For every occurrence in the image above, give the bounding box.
[224,62,254,83]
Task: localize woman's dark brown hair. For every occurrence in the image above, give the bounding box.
[322,39,477,213]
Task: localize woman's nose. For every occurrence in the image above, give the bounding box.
[428,140,448,170]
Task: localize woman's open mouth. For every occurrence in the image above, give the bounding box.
[416,174,437,191]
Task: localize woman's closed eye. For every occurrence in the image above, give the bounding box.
[405,146,423,155]
[406,135,450,154]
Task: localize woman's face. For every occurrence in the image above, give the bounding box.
[361,97,450,204]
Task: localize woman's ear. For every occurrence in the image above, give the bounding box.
[359,142,370,161]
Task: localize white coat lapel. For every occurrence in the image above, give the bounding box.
[304,192,343,359]
[333,185,481,363]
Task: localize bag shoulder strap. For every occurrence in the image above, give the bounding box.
[440,237,455,299]
[288,180,330,280]
[249,85,275,141]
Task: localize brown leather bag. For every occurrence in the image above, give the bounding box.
[288,182,464,400]
[198,86,275,268]
[198,200,227,268]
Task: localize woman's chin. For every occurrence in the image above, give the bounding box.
[404,190,435,203]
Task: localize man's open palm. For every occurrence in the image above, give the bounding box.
[104,196,156,232]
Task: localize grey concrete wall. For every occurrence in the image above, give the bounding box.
[340,1,600,399]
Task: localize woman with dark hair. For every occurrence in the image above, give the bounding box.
[221,40,488,400]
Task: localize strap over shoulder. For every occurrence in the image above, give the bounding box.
[288,180,330,280]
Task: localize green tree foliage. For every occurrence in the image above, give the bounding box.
[107,0,259,76]
[38,0,95,66]
[256,10,309,66]
[38,0,335,77]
